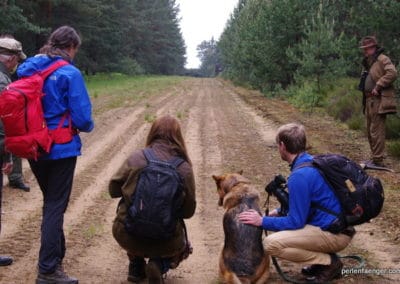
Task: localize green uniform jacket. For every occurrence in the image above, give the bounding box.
[364,52,398,114]
[109,140,196,258]
[0,62,12,159]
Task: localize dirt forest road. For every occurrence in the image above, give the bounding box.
[1,78,399,283]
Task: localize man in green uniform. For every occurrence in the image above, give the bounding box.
[359,36,397,167]
[0,37,26,266]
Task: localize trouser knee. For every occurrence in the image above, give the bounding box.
[265,235,284,256]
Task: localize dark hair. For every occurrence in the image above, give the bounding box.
[276,123,307,154]
[146,115,191,165]
[39,26,81,60]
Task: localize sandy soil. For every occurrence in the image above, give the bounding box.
[0,78,399,283]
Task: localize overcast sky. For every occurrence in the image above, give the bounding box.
[176,0,238,69]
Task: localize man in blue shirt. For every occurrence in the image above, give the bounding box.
[239,123,354,282]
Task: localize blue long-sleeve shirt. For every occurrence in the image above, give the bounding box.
[17,55,94,160]
[262,152,341,231]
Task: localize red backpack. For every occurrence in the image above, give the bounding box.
[0,60,69,160]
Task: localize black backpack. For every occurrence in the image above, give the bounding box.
[299,154,384,226]
[125,148,184,240]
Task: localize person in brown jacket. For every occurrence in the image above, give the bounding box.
[0,37,26,267]
[109,115,196,284]
[359,36,398,167]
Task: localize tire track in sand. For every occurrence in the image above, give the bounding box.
[166,79,224,283]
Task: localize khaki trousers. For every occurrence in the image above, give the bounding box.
[366,96,386,162]
[265,225,352,265]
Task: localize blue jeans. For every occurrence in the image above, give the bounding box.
[29,157,77,274]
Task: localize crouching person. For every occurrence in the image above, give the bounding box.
[109,115,196,283]
[239,123,355,282]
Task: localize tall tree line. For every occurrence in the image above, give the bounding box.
[215,0,400,92]
[0,0,186,75]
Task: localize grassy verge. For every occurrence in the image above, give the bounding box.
[85,74,186,113]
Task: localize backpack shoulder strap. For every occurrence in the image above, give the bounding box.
[293,161,314,171]
[169,156,185,168]
[143,148,157,163]
[39,60,70,80]
[311,202,341,217]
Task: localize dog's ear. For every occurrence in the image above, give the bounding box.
[237,170,243,175]
[212,175,221,182]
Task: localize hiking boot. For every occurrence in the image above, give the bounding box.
[309,254,343,283]
[8,180,30,192]
[301,264,324,276]
[36,266,78,284]
[145,260,164,284]
[0,255,13,266]
[128,257,146,283]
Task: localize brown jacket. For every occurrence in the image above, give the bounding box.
[363,51,398,114]
[109,141,196,258]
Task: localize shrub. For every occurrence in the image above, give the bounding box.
[347,114,365,131]
[287,82,324,112]
[386,115,400,139]
[387,140,400,158]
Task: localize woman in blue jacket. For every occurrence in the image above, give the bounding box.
[17,26,94,284]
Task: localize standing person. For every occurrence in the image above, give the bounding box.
[0,37,26,267]
[359,36,397,167]
[238,123,355,283]
[16,26,94,284]
[109,115,196,284]
[0,35,29,192]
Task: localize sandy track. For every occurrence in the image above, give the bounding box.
[0,78,399,283]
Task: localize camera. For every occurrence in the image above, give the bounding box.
[265,175,289,216]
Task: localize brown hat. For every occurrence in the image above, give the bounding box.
[0,38,26,60]
[359,36,378,49]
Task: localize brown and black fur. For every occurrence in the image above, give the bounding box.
[212,171,270,284]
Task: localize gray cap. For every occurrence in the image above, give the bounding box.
[0,38,26,60]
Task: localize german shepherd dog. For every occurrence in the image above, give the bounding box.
[212,171,270,284]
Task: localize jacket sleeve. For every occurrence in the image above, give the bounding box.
[68,70,94,132]
[376,55,398,90]
[262,171,311,231]
[180,163,196,219]
[109,159,132,198]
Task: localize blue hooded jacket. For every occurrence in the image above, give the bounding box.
[262,152,341,231]
[17,55,94,159]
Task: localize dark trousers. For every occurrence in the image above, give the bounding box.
[8,155,23,183]
[29,157,77,274]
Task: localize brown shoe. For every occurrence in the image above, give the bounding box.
[311,254,343,282]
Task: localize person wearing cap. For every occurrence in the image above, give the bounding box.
[0,36,27,267]
[0,36,30,192]
[359,36,398,167]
